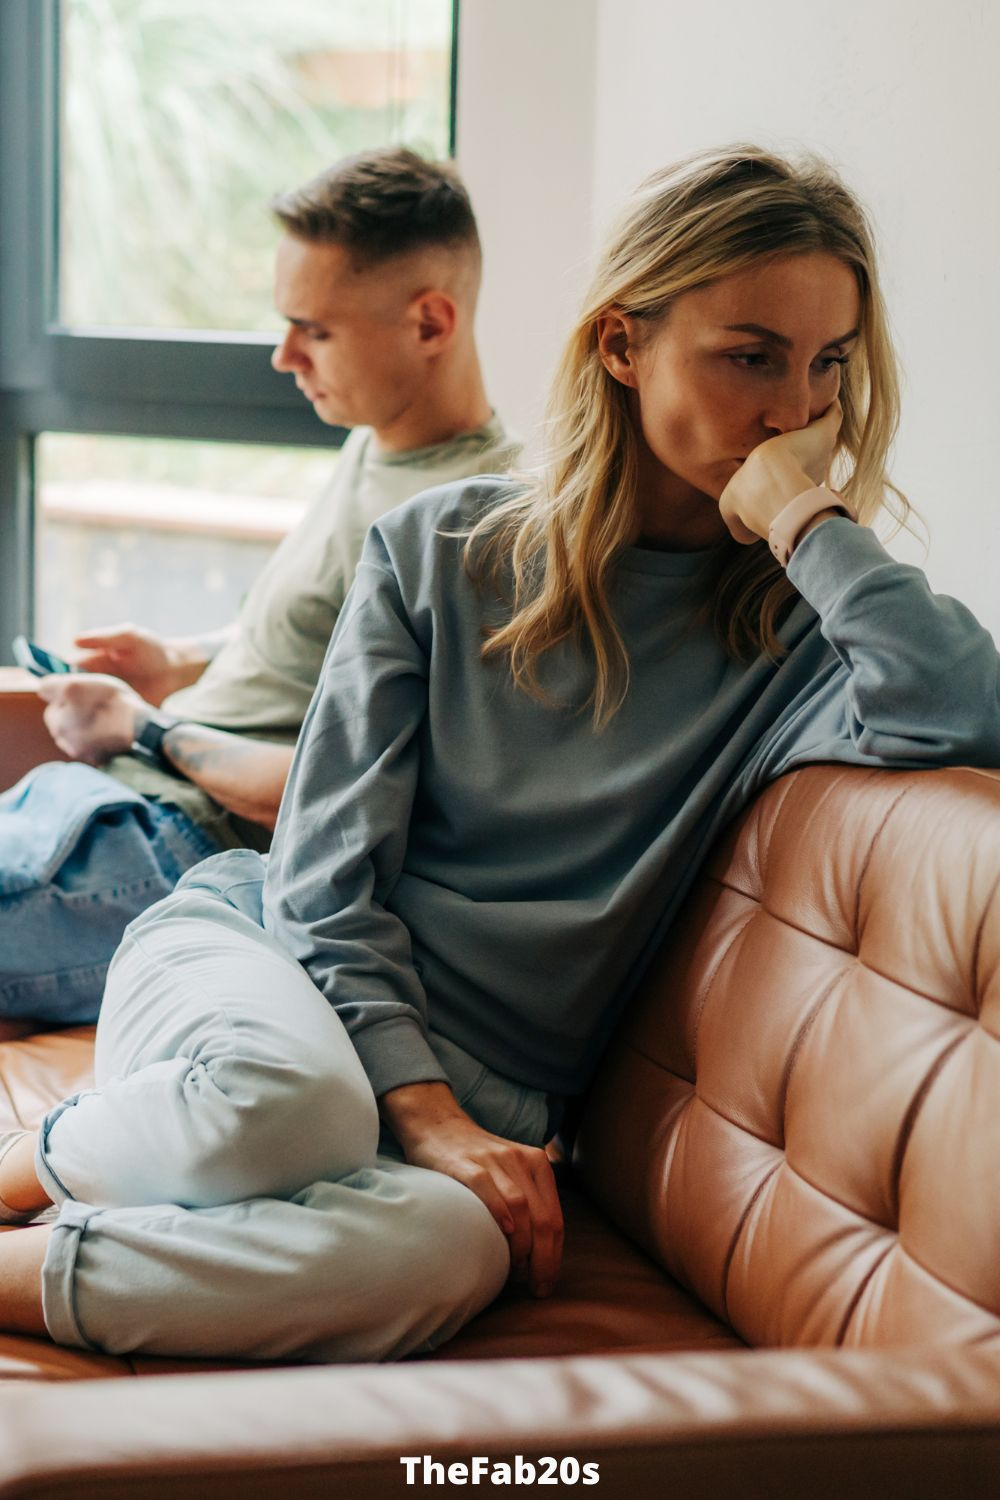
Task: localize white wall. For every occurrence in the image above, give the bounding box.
[455,0,599,455]
[458,0,999,637]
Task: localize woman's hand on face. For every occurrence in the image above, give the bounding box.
[381,1083,564,1298]
[719,398,844,544]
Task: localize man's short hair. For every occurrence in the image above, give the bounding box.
[271,147,480,267]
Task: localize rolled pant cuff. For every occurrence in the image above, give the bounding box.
[41,1200,103,1352]
[34,1094,84,1206]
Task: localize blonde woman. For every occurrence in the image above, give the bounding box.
[0,145,997,1362]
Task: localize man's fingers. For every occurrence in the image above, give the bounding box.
[75,645,125,662]
[74,655,118,676]
[74,624,136,647]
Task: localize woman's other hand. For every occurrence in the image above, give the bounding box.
[719,398,843,543]
[381,1080,564,1298]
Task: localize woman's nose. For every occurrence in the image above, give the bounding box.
[762,376,815,435]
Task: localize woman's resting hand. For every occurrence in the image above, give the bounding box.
[380,1081,564,1298]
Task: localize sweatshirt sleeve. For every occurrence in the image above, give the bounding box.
[783,517,1000,765]
[261,524,449,1099]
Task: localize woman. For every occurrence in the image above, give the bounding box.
[1,144,997,1361]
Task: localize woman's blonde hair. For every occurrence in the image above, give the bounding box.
[465,143,910,727]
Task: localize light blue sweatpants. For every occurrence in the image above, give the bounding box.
[35,851,543,1363]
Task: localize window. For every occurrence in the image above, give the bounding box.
[0,0,458,651]
[36,433,338,651]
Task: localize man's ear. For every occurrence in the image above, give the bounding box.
[408,290,457,351]
[596,309,640,388]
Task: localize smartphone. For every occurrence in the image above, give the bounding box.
[11,634,77,677]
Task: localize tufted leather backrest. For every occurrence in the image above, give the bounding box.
[575,764,1000,1350]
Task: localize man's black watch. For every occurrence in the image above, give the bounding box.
[130,710,183,770]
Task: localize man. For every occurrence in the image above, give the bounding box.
[0,147,519,1025]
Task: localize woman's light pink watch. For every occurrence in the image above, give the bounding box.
[767,486,857,568]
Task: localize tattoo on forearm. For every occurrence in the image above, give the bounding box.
[163,725,268,776]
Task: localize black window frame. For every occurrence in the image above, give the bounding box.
[0,0,460,649]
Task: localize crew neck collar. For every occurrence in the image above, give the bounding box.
[616,541,722,577]
[366,412,503,467]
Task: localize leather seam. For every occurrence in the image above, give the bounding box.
[852,781,914,945]
[970,864,1000,1021]
[620,1038,695,1088]
[719,1156,784,1327]
[848,958,981,1018]
[833,1235,898,1345]
[780,1155,896,1232]
[696,1088,785,1154]
[776,966,850,1147]
[962,766,1000,787]
[705,898,856,957]
[894,1239,1000,1326]
[691,904,757,1077]
[887,1030,969,1224]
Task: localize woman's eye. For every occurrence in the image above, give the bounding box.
[728,354,850,373]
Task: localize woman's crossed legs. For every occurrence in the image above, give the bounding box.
[0,853,510,1361]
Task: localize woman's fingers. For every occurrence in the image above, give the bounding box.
[388,1105,564,1298]
[525,1153,564,1295]
[492,1169,533,1277]
[460,1161,518,1237]
[491,1150,564,1296]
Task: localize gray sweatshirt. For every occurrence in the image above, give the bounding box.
[263,478,1000,1099]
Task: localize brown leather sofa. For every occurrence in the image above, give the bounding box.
[2,665,1000,1497]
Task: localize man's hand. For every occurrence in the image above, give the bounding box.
[36,672,145,765]
[72,624,212,705]
[719,398,844,544]
[381,1081,563,1298]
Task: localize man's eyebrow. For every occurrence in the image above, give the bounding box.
[722,323,860,349]
[286,316,326,329]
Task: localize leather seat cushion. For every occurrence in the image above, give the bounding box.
[0,1029,739,1379]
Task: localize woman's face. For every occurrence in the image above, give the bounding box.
[598,251,862,546]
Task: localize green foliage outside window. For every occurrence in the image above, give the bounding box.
[60,0,454,332]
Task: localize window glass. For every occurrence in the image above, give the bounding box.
[59,0,454,332]
[36,433,337,652]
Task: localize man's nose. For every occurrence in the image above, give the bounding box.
[271,333,305,373]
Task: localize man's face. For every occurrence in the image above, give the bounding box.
[622,251,861,516]
[271,235,424,431]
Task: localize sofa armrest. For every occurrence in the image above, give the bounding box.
[0,1345,999,1499]
[0,668,65,790]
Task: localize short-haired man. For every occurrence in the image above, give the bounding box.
[1,147,519,1026]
